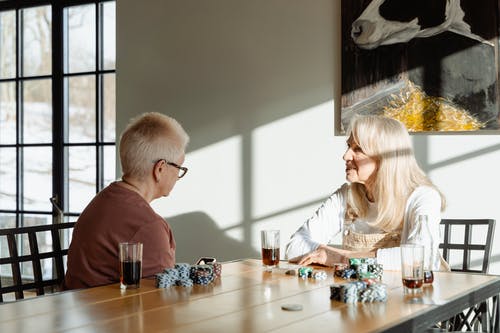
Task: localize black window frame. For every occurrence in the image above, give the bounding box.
[0,0,116,228]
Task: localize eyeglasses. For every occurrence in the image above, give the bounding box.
[154,159,188,179]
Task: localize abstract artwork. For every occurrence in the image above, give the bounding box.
[341,0,500,133]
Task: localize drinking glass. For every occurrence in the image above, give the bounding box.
[119,242,143,289]
[401,244,424,294]
[260,230,280,269]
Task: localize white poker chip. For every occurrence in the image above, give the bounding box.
[281,303,303,311]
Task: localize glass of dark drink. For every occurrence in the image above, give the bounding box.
[119,242,143,289]
[260,230,280,269]
[400,244,424,294]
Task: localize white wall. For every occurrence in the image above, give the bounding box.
[117,0,500,273]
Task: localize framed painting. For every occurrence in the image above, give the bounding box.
[341,0,500,133]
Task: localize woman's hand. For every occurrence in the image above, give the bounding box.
[297,245,349,266]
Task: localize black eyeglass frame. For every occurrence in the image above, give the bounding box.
[154,159,188,179]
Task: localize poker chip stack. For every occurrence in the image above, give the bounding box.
[207,262,222,278]
[175,263,191,280]
[298,267,313,279]
[334,263,348,277]
[339,281,360,303]
[340,268,357,279]
[368,263,383,280]
[330,280,387,303]
[156,262,221,288]
[175,263,194,287]
[190,264,214,285]
[329,258,387,303]
[156,267,180,288]
[297,266,329,280]
[335,258,384,281]
[358,283,387,303]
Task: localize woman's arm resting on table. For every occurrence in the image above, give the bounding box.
[291,244,376,267]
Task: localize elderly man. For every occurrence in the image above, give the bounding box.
[64,112,189,289]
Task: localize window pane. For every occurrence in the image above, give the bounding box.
[101,1,115,70]
[66,4,96,73]
[67,75,96,143]
[68,146,95,212]
[23,79,52,144]
[103,145,116,186]
[22,6,52,77]
[22,213,51,226]
[23,147,52,211]
[102,73,115,141]
[0,213,16,229]
[0,148,16,210]
[0,10,16,79]
[0,82,16,144]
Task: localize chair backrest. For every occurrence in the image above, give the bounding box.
[439,219,495,274]
[0,222,75,302]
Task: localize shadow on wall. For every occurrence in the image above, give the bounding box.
[167,211,260,263]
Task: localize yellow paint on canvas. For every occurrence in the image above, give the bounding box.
[383,81,484,131]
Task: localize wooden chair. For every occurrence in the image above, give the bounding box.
[439,218,497,332]
[0,222,75,302]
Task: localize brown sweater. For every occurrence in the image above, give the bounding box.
[63,182,175,289]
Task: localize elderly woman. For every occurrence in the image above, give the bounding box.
[64,112,189,289]
[286,115,447,270]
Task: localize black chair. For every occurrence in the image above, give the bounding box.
[0,222,75,302]
[439,219,497,332]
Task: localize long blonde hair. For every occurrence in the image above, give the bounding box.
[346,115,445,231]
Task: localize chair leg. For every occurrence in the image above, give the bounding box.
[492,295,500,333]
[477,300,488,332]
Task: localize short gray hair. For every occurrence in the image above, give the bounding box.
[119,112,189,179]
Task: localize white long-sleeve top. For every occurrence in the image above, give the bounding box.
[285,184,443,270]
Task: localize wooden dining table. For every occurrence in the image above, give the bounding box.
[1,259,499,333]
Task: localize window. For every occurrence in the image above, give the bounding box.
[0,0,115,280]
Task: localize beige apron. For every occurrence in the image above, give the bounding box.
[342,220,450,271]
[342,223,400,252]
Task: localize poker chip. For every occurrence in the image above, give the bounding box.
[190,265,215,285]
[330,258,387,303]
[357,271,377,279]
[330,280,387,303]
[355,263,369,274]
[312,271,327,280]
[361,278,379,286]
[334,263,348,277]
[176,278,194,287]
[207,262,222,278]
[341,268,357,279]
[340,281,359,303]
[337,258,383,281]
[298,267,313,279]
[349,258,362,267]
[368,263,383,280]
[330,284,342,301]
[359,283,387,303]
[281,304,303,311]
[156,262,218,288]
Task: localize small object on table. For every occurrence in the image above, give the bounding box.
[341,268,357,279]
[330,280,387,303]
[334,263,349,277]
[298,267,313,279]
[207,262,222,278]
[190,264,214,285]
[281,303,303,311]
[312,271,328,280]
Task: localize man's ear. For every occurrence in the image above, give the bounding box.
[153,159,164,183]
